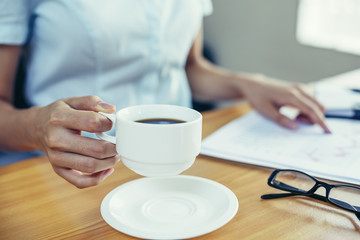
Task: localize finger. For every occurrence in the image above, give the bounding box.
[64,95,116,113]
[289,95,331,133]
[49,150,120,173]
[255,102,297,130]
[296,114,313,124]
[56,107,114,133]
[53,167,114,188]
[295,86,326,112]
[46,129,117,159]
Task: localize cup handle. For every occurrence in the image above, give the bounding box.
[96,112,116,144]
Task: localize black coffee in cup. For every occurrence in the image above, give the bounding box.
[136,118,185,124]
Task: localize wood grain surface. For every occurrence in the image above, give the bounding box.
[1,103,359,240]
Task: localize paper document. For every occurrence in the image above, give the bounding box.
[315,68,360,89]
[201,111,360,185]
[315,69,360,111]
[297,0,360,55]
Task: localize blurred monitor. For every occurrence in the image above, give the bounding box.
[297,0,360,56]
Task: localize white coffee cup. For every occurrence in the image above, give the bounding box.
[96,104,202,177]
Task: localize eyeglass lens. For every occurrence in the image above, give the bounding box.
[272,171,316,193]
[329,186,360,212]
[273,171,360,212]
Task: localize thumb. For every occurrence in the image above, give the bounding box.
[64,95,116,113]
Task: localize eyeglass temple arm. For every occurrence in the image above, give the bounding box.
[261,192,327,202]
[264,193,360,212]
[331,200,360,220]
[261,193,360,220]
[331,198,360,213]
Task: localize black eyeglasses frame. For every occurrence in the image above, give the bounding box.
[261,169,360,221]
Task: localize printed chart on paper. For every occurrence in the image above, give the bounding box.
[201,111,360,185]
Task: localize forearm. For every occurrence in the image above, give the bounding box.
[0,45,39,151]
[185,57,262,102]
[0,100,40,151]
[185,28,329,133]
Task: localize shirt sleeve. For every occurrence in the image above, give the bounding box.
[202,0,213,16]
[0,0,30,45]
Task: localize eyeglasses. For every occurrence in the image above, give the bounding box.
[261,169,360,220]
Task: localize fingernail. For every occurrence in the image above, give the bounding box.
[324,126,332,134]
[321,117,332,134]
[99,102,114,109]
[102,168,114,180]
[96,102,116,113]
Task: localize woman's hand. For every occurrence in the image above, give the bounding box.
[31,95,119,188]
[239,75,331,133]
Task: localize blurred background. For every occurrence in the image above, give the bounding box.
[203,0,360,84]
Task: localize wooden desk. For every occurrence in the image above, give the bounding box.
[1,103,359,240]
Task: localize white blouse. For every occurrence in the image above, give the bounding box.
[0,0,213,165]
[1,0,212,108]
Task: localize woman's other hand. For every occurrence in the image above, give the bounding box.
[240,75,331,133]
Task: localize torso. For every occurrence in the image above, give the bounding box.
[25,0,210,109]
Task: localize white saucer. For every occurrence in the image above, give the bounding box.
[101,175,238,239]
